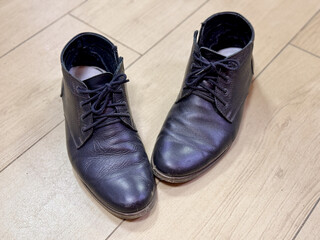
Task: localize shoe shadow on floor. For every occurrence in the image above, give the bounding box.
[72,168,123,223]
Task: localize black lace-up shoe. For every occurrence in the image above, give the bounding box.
[60,33,156,219]
[152,12,255,183]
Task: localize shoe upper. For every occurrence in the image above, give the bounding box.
[152,12,254,178]
[60,33,155,215]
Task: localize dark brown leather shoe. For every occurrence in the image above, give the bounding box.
[60,33,156,219]
[152,12,255,183]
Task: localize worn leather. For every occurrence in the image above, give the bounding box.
[152,12,254,179]
[60,33,155,215]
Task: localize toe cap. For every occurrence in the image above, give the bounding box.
[87,164,155,214]
[153,138,210,177]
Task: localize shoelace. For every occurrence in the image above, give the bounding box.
[185,52,240,106]
[77,73,130,131]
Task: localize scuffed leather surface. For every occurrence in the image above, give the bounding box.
[61,33,155,214]
[153,12,254,178]
[153,94,244,176]
[65,121,155,213]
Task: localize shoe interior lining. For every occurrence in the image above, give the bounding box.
[200,14,253,53]
[62,34,117,73]
[217,47,242,57]
[69,66,106,81]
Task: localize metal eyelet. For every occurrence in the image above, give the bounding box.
[225,77,231,84]
[223,88,228,96]
[80,114,85,121]
[81,127,87,133]
[76,86,81,94]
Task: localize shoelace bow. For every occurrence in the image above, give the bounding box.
[77,73,129,131]
[185,52,240,106]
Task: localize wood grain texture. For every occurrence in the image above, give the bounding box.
[207,0,320,74]
[0,0,85,57]
[1,0,320,239]
[71,0,207,53]
[292,11,320,57]
[0,15,139,171]
[296,199,320,240]
[0,123,121,239]
[109,46,320,240]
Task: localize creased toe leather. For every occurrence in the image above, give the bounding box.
[153,95,238,177]
[98,167,155,213]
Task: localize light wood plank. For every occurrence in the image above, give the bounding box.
[209,0,320,74]
[292,11,320,57]
[71,0,207,53]
[0,15,139,171]
[0,123,121,239]
[109,45,320,239]
[296,201,320,240]
[0,0,84,57]
[1,1,320,239]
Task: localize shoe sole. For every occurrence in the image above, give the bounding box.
[75,172,157,220]
[151,147,228,184]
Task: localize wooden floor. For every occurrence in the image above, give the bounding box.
[1,0,320,239]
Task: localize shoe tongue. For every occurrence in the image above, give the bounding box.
[83,72,114,89]
[83,72,116,116]
[199,47,226,61]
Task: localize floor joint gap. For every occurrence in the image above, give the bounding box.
[105,220,125,240]
[139,0,210,56]
[68,13,143,56]
[254,8,320,80]
[0,120,64,174]
[290,43,320,59]
[0,0,88,59]
[292,197,320,240]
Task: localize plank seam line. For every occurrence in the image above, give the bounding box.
[105,220,124,240]
[254,8,320,80]
[292,196,320,240]
[0,0,88,59]
[290,43,320,59]
[0,120,64,174]
[68,13,143,56]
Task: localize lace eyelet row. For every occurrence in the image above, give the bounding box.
[81,127,88,133]
[76,86,86,94]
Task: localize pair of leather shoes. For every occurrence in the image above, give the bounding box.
[60,12,254,219]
